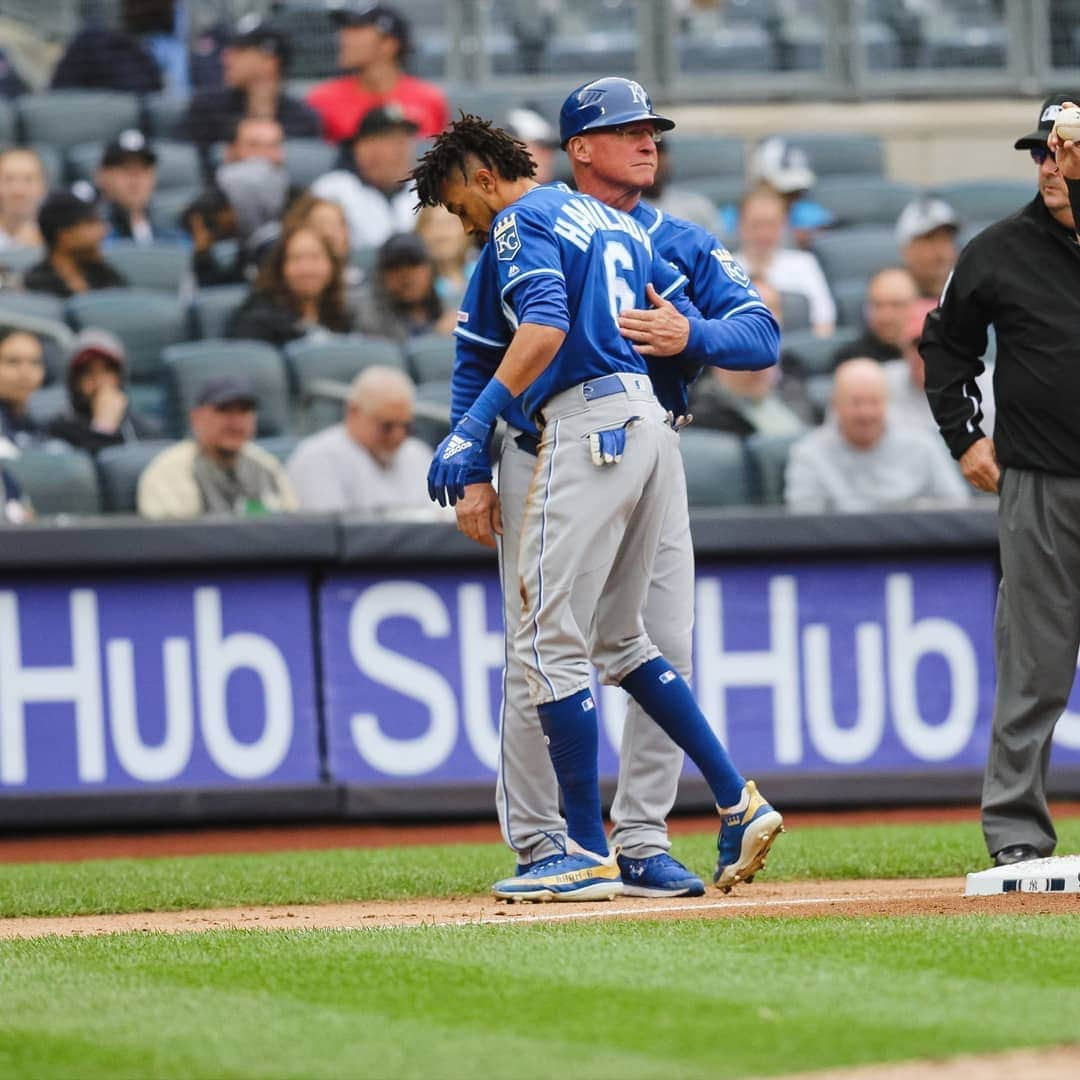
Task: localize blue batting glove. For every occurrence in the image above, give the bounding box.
[428,414,494,507]
[588,425,627,466]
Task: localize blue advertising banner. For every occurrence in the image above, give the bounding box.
[321,557,1080,786]
[0,575,320,794]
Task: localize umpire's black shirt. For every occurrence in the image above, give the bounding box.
[920,190,1080,476]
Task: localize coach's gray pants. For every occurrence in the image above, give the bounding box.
[982,469,1080,858]
[494,415,690,865]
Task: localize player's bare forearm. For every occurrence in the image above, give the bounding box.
[492,323,567,395]
[455,482,502,548]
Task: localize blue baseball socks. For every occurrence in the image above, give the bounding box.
[621,656,746,810]
[537,689,609,856]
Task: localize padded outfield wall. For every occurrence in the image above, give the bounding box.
[2,508,1079,829]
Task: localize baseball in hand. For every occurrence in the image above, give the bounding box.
[1053,106,1080,143]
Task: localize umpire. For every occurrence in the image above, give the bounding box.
[920,92,1080,867]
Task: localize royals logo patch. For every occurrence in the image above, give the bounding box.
[494,213,522,261]
[712,246,751,288]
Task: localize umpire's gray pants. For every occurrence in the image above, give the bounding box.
[494,414,690,865]
[982,468,1080,857]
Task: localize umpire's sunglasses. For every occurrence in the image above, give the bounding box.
[1030,145,1057,165]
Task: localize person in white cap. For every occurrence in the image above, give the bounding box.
[895,196,959,308]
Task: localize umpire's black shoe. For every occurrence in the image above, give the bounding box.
[993,843,1041,867]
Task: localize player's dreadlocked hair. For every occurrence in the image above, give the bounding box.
[410,113,536,208]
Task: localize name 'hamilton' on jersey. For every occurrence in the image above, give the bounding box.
[485,183,689,421]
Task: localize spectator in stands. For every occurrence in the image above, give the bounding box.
[282,193,366,314]
[50,0,166,94]
[642,140,717,233]
[689,365,809,439]
[0,328,47,452]
[749,136,833,250]
[884,305,996,439]
[24,191,127,298]
[415,204,476,313]
[95,131,173,246]
[832,267,919,367]
[784,358,968,512]
[183,15,320,175]
[47,329,160,453]
[184,185,245,288]
[137,375,296,519]
[504,107,559,185]
[226,223,351,346]
[896,196,959,313]
[0,148,47,251]
[307,3,448,142]
[736,185,836,338]
[287,365,433,515]
[222,115,287,169]
[312,105,418,250]
[352,232,452,342]
[1,464,31,524]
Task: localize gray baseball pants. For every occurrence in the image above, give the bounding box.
[494,373,689,865]
[982,468,1080,858]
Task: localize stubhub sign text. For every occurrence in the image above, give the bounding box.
[0,575,320,793]
[322,558,1080,783]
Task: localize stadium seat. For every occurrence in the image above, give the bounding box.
[932,180,1034,224]
[777,17,902,71]
[415,380,452,405]
[66,289,189,383]
[96,440,174,512]
[831,280,869,328]
[777,291,812,333]
[263,4,337,79]
[0,245,45,278]
[804,372,835,415]
[782,329,860,376]
[664,134,745,184]
[162,339,290,438]
[0,292,65,326]
[7,447,101,516]
[538,31,638,75]
[745,431,804,505]
[349,246,379,276]
[30,143,63,187]
[189,285,248,340]
[141,93,188,139]
[771,133,885,179]
[149,186,200,235]
[284,335,406,396]
[678,24,779,72]
[678,429,751,507]
[256,435,301,465]
[67,139,202,191]
[24,384,67,427]
[285,139,340,189]
[405,334,456,384]
[0,99,14,145]
[812,226,899,288]
[411,400,450,452]
[811,177,922,227]
[918,16,1008,68]
[18,91,140,152]
[103,242,192,293]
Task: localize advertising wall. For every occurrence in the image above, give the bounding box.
[4,520,1080,818]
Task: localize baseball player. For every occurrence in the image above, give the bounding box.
[413,112,783,902]
[449,78,783,899]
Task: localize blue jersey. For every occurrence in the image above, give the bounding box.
[451,193,778,431]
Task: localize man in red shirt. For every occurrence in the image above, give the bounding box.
[307,3,448,143]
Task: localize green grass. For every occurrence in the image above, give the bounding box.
[3,816,1080,919]
[1,916,1079,1079]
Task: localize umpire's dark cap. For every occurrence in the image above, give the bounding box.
[331,3,410,56]
[1015,92,1080,149]
[196,375,258,409]
[227,14,291,69]
[37,188,100,247]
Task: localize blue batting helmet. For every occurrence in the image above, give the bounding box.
[558,77,675,148]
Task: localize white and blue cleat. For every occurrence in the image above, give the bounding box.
[493,842,623,903]
[617,852,706,898]
[714,780,784,893]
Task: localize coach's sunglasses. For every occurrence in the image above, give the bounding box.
[378,419,414,436]
[603,123,663,144]
[1030,145,1058,165]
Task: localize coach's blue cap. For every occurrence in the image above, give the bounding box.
[559,76,675,148]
